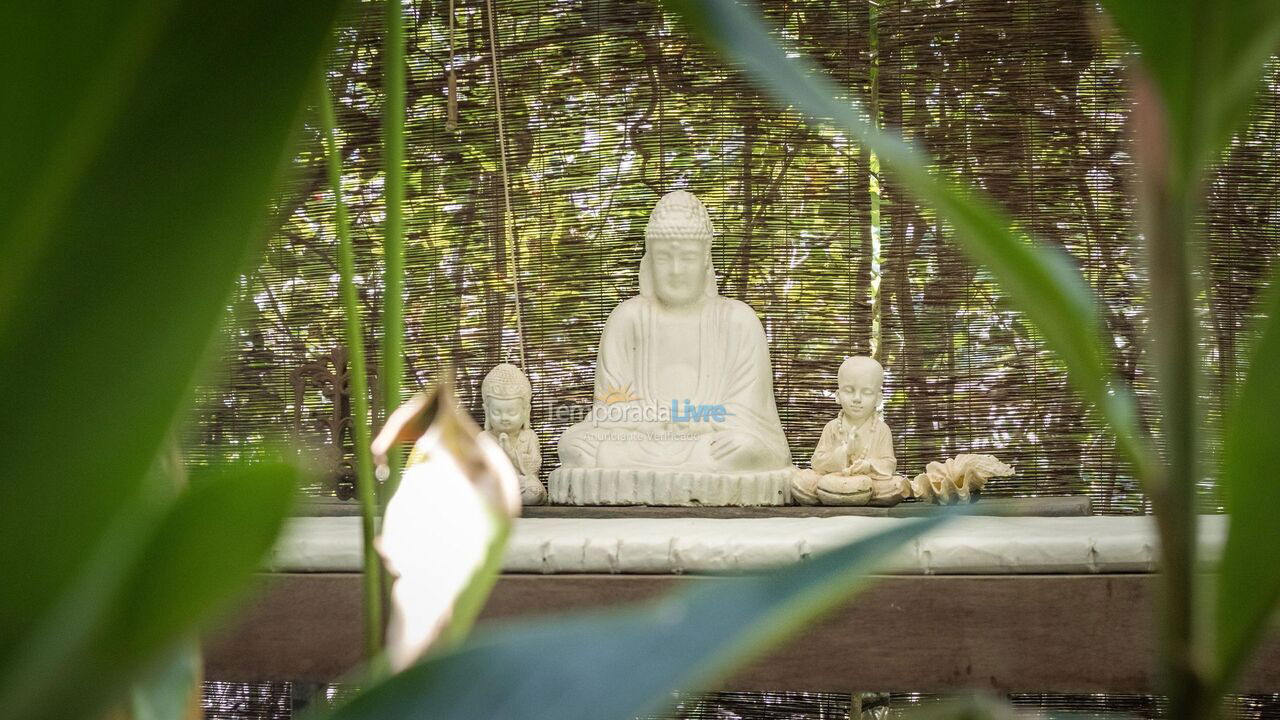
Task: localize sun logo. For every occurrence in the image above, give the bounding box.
[597,383,638,404]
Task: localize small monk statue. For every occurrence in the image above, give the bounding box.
[791,356,912,506]
[479,363,547,505]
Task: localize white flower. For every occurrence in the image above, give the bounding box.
[372,384,520,670]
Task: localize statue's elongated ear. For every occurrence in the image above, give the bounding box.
[639,253,654,298]
[703,249,718,297]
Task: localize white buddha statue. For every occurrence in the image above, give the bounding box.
[549,190,794,505]
[478,363,547,506]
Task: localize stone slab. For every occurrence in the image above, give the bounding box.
[268,514,1226,575]
[548,466,792,506]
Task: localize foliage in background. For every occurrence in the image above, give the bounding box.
[193,0,1280,516]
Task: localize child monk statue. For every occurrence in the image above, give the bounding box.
[791,356,912,506]
[480,363,547,505]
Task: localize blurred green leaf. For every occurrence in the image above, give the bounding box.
[2,461,299,720]
[109,462,298,661]
[326,517,943,720]
[1098,0,1280,702]
[661,0,1151,478]
[124,640,202,720]
[1099,0,1280,183]
[0,0,339,716]
[1215,275,1280,689]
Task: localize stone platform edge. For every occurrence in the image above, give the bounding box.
[547,466,794,506]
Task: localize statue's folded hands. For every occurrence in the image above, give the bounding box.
[792,356,912,507]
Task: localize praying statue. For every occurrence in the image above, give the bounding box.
[791,356,913,506]
[549,190,794,505]
[479,363,547,505]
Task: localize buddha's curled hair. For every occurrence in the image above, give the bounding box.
[639,190,719,298]
[481,363,532,433]
[645,190,714,247]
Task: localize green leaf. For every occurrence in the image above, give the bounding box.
[661,0,1151,477]
[0,0,339,715]
[326,516,944,720]
[0,0,339,633]
[110,462,298,661]
[125,640,202,720]
[381,0,408,499]
[318,70,384,661]
[1214,276,1280,688]
[1098,0,1280,183]
[2,461,298,720]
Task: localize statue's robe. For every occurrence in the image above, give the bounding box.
[558,294,791,472]
[793,413,908,506]
[810,414,897,478]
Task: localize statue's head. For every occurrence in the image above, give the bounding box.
[640,190,717,308]
[836,355,884,422]
[481,363,532,434]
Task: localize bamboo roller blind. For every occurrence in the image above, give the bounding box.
[199,682,1280,717]
[188,0,1280,513]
